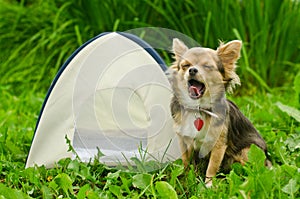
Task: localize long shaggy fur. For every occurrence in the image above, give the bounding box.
[168,38,271,187]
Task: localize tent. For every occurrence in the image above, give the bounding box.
[26,32,180,168]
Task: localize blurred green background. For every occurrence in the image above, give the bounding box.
[1,0,299,95]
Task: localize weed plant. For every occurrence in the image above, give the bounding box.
[0,0,299,198]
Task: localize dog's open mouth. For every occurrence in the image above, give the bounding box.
[188,79,206,99]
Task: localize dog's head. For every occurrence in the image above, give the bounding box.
[170,38,242,108]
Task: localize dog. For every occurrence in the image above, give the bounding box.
[167,38,271,187]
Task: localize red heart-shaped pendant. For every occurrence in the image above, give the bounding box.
[194,118,204,131]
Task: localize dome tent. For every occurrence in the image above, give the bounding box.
[26,32,181,168]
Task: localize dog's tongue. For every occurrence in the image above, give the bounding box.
[188,79,205,99]
[189,85,201,97]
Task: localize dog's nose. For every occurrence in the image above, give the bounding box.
[189,68,198,76]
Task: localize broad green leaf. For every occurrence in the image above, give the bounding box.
[282,179,299,195]
[155,181,178,199]
[41,186,52,199]
[247,144,265,168]
[258,169,274,193]
[77,184,91,199]
[281,164,298,177]
[53,173,73,195]
[109,185,122,197]
[0,184,33,199]
[48,180,58,191]
[87,191,102,199]
[67,159,80,170]
[276,102,300,122]
[132,173,152,190]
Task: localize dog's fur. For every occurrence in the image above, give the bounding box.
[168,39,271,187]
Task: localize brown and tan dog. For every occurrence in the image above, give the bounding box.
[168,39,271,187]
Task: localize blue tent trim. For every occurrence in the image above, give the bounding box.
[118,32,168,71]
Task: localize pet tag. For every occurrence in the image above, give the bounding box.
[194,118,204,131]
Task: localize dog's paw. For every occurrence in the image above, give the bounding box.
[205,181,213,188]
[205,177,213,188]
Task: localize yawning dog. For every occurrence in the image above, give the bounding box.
[168,38,271,187]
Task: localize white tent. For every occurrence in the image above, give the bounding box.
[26,32,180,168]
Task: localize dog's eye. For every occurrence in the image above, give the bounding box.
[181,63,191,69]
[203,65,213,70]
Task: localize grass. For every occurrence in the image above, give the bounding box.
[0,0,300,198]
[0,87,299,198]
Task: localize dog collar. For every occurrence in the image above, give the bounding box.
[199,107,219,118]
[182,105,219,118]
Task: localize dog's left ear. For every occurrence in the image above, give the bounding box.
[172,38,188,61]
[217,40,242,92]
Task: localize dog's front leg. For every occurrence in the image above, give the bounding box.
[204,133,227,187]
[198,98,229,186]
[177,134,194,167]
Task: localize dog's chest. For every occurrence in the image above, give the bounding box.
[175,111,208,139]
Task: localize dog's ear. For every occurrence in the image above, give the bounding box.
[217,40,241,64]
[172,38,188,61]
[217,40,242,92]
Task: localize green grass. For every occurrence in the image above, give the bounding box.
[0,0,300,198]
[0,87,299,198]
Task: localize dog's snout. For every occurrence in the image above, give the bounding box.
[189,68,198,76]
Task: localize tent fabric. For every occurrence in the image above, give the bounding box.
[26,32,180,168]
